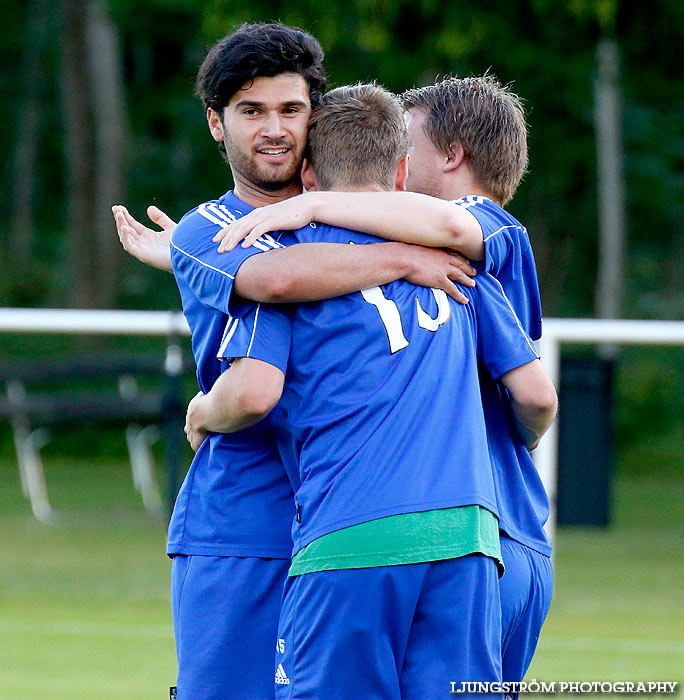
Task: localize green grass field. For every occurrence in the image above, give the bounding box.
[0,452,681,699]
[526,473,683,686]
[0,455,174,699]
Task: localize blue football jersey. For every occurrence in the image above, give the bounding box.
[218,223,540,556]
[455,196,551,556]
[455,196,542,341]
[167,190,294,559]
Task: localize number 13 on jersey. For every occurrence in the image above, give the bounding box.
[360,286,452,354]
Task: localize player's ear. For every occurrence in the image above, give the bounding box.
[443,143,465,173]
[395,155,409,191]
[301,158,317,191]
[207,108,225,143]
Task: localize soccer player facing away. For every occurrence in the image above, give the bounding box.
[212,75,555,686]
[186,84,556,699]
[113,23,477,700]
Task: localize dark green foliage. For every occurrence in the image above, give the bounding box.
[2,0,681,316]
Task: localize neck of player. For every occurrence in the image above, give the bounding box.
[442,163,501,206]
[233,175,304,209]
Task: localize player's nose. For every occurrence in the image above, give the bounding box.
[261,112,287,139]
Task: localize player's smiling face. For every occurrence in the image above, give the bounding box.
[214,73,311,199]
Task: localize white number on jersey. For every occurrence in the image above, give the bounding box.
[416,288,451,332]
[361,286,451,354]
[359,286,409,354]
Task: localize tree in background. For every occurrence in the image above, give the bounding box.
[10,0,50,274]
[2,0,127,308]
[0,0,681,321]
[59,0,127,308]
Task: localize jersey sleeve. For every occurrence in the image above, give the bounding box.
[170,205,290,318]
[216,302,293,376]
[452,196,517,275]
[467,273,539,380]
[454,197,543,341]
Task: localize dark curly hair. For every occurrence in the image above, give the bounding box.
[196,22,326,114]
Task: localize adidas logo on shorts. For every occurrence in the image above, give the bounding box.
[275,663,290,685]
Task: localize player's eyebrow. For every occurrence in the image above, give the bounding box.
[233,99,309,110]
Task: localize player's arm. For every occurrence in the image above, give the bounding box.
[185,302,291,451]
[471,273,557,450]
[114,203,476,304]
[234,240,476,305]
[215,191,485,260]
[498,359,558,451]
[184,358,284,451]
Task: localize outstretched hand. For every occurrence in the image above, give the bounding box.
[112,204,176,272]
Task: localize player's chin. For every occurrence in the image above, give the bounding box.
[256,165,302,190]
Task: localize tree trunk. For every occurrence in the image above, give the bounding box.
[86,0,127,308]
[59,0,128,308]
[59,0,98,308]
[594,38,626,358]
[594,39,626,321]
[11,0,51,271]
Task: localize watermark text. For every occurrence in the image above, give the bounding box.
[450,681,679,695]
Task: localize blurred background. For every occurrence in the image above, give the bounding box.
[0,1,682,697]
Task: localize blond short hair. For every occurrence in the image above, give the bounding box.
[402,75,528,205]
[306,83,410,191]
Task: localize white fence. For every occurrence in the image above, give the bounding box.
[0,308,190,337]
[1,309,683,536]
[0,309,190,521]
[535,318,684,541]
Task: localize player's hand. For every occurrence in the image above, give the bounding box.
[185,391,209,452]
[214,196,315,253]
[112,204,176,272]
[404,246,476,305]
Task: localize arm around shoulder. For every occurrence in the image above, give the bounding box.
[307,191,486,260]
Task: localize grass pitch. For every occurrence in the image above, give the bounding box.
[0,455,174,699]
[0,451,681,698]
[527,473,683,686]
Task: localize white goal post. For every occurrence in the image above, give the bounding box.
[0,308,683,537]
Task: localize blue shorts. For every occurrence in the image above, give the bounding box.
[499,536,553,686]
[171,554,289,700]
[275,554,501,700]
